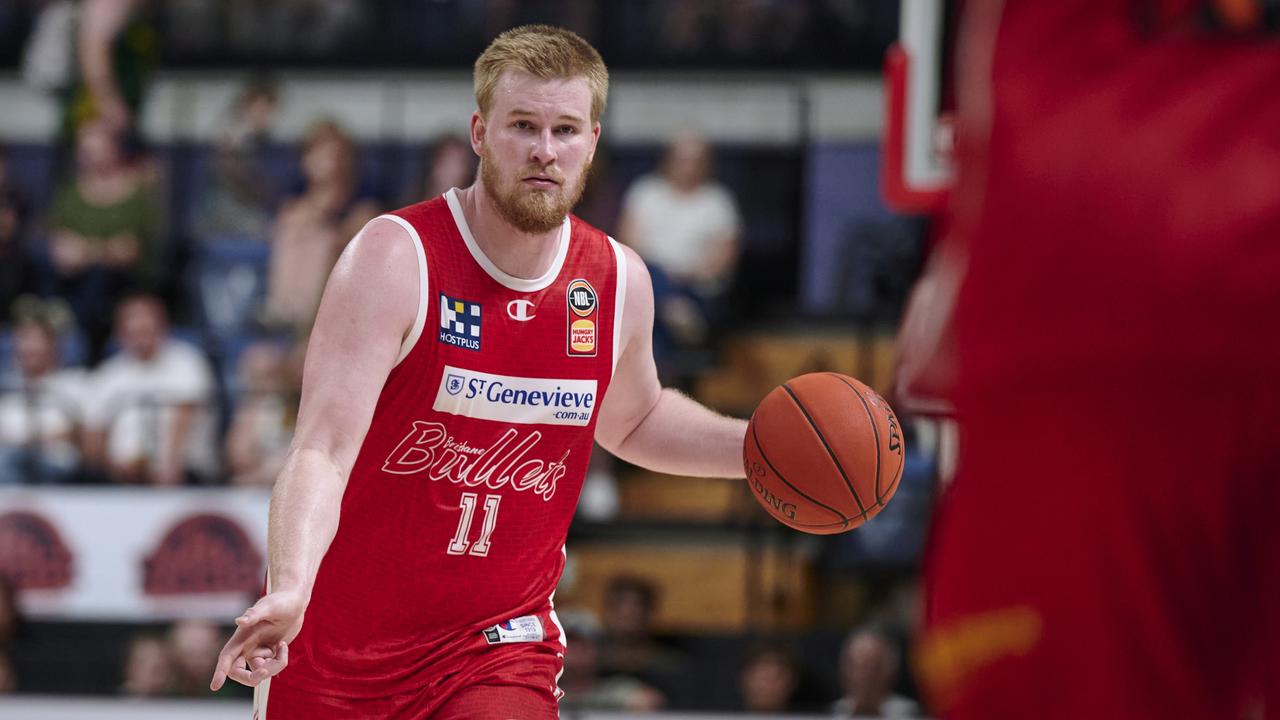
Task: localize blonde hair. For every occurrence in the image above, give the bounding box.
[474,25,609,123]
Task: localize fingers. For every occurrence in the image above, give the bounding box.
[211,638,290,691]
[224,641,289,688]
[210,618,262,691]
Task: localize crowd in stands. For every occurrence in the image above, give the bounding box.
[0,61,751,488]
[0,5,925,715]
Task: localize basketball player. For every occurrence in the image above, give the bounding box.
[209,26,747,718]
[912,2,1280,719]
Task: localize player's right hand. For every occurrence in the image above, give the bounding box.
[210,588,307,691]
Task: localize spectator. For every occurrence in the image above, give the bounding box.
[0,575,30,690]
[831,627,920,718]
[44,119,162,360]
[405,133,476,206]
[0,574,20,650]
[0,299,86,483]
[192,77,281,243]
[166,618,225,696]
[558,610,665,712]
[68,0,157,136]
[598,575,685,691]
[261,119,379,329]
[739,645,799,713]
[82,294,217,484]
[224,340,299,486]
[0,652,14,693]
[21,0,157,138]
[618,132,740,369]
[0,145,31,317]
[120,633,174,697]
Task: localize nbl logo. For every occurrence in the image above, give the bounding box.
[567,280,596,316]
[566,279,598,357]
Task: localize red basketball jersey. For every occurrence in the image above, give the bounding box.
[270,189,625,701]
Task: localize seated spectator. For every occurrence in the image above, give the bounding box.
[192,77,281,243]
[82,294,218,484]
[166,618,225,696]
[618,132,740,372]
[831,626,920,719]
[598,575,685,693]
[225,340,299,486]
[404,133,475,205]
[0,651,13,693]
[739,645,800,713]
[0,575,31,690]
[0,145,31,317]
[262,119,379,329]
[43,119,162,360]
[120,633,175,697]
[558,610,664,712]
[0,574,21,651]
[0,298,86,483]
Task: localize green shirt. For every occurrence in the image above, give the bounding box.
[50,178,160,280]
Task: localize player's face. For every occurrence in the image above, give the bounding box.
[472,70,600,234]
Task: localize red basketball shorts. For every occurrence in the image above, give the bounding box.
[254,645,561,719]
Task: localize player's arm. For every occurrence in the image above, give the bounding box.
[211,217,419,690]
[594,245,747,479]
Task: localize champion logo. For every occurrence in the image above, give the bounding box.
[507,299,536,321]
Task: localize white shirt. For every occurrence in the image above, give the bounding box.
[831,693,922,719]
[621,174,741,288]
[84,340,218,478]
[0,368,87,469]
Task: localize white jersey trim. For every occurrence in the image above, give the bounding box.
[607,237,628,377]
[373,214,430,368]
[253,573,273,719]
[445,187,570,292]
[549,545,569,701]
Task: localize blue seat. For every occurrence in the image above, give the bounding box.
[192,238,272,339]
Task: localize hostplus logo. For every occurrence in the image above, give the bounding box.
[439,293,481,351]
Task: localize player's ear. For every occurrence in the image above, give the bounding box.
[469,111,486,156]
[587,121,601,164]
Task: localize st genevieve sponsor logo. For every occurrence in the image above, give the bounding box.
[433,365,598,427]
[566,278,598,357]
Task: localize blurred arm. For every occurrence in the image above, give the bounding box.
[594,245,746,479]
[225,401,262,478]
[152,401,197,485]
[267,217,419,599]
[78,0,137,128]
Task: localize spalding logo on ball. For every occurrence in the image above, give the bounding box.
[743,372,905,535]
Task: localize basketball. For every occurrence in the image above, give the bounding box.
[743,372,905,535]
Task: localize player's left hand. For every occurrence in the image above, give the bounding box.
[210,589,306,690]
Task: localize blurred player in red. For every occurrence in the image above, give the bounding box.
[209,26,747,718]
[913,2,1280,718]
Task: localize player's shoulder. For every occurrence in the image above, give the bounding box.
[329,215,422,301]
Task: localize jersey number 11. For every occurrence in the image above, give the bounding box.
[447,492,501,557]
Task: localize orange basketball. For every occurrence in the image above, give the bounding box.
[743,372,905,535]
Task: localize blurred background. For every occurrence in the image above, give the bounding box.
[0,0,946,717]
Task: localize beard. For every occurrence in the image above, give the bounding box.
[479,146,591,234]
